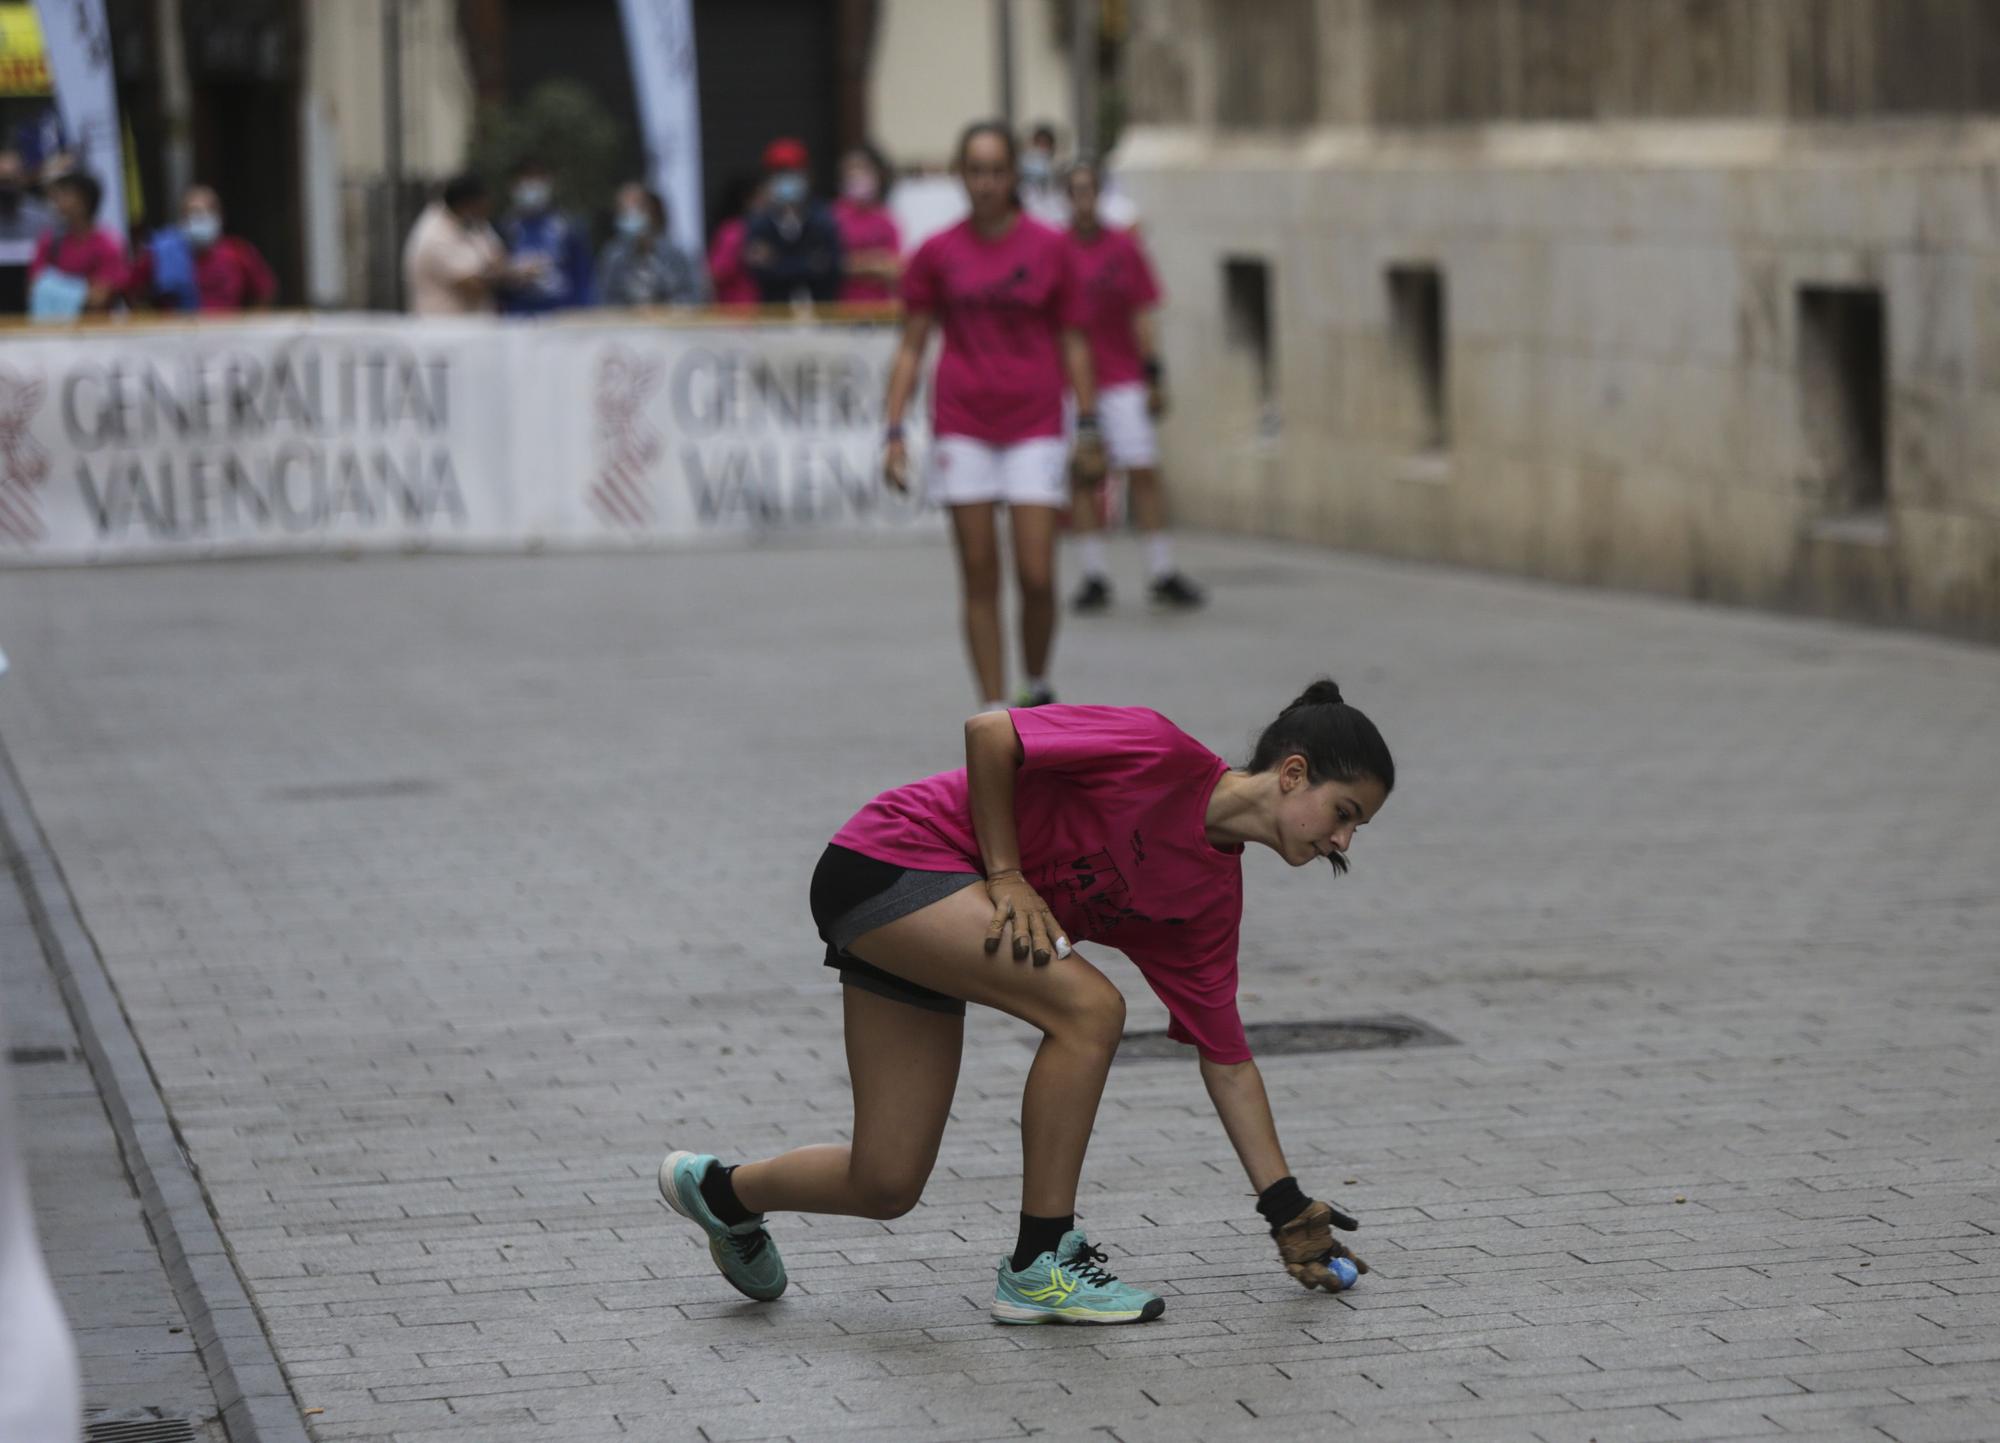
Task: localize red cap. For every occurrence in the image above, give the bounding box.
[762,137,809,172]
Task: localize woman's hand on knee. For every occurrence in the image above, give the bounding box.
[983,871,1068,966]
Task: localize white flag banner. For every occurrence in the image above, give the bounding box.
[616,0,705,263]
[32,0,125,236]
[527,321,935,544]
[0,316,938,564]
[0,317,521,561]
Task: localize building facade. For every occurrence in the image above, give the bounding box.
[1118,0,2000,641]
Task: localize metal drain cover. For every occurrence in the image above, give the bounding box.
[7,1045,76,1065]
[1117,1013,1455,1060]
[84,1411,197,1443]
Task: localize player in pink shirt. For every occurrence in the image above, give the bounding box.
[658,679,1394,1323]
[833,144,901,304]
[880,121,1107,711]
[1064,161,1205,614]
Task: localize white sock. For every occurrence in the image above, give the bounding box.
[1145,532,1175,580]
[980,699,1010,713]
[1078,536,1109,579]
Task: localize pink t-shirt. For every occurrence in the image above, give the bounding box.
[30,228,128,292]
[829,705,1250,1063]
[901,215,1085,445]
[708,218,758,307]
[834,199,901,303]
[1069,225,1161,388]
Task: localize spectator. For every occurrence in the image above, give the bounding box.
[0,150,50,315]
[597,182,704,307]
[744,137,842,306]
[129,185,276,313]
[1019,122,1065,225]
[28,172,126,322]
[708,174,766,307]
[403,173,507,316]
[0,149,51,252]
[496,157,592,314]
[834,143,901,305]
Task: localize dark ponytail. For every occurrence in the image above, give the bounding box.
[1247,677,1395,794]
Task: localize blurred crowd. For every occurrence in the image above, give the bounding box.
[0,121,1129,323]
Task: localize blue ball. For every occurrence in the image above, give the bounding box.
[1329,1256,1359,1289]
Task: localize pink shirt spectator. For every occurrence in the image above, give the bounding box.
[901,214,1085,446]
[29,228,128,295]
[130,235,276,312]
[830,705,1249,1063]
[1069,225,1161,388]
[709,217,759,306]
[833,198,900,303]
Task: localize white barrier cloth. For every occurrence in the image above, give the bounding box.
[0,317,934,563]
[0,319,514,559]
[539,323,931,542]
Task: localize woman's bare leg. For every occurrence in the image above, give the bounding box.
[1008,503,1062,687]
[841,887,1125,1217]
[949,502,1006,702]
[730,988,962,1220]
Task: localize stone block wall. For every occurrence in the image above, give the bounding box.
[1117,126,2000,639]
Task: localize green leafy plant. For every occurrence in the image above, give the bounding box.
[464,79,628,224]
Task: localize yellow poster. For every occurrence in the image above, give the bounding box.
[0,3,51,98]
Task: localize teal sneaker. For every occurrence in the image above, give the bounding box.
[657,1150,787,1301]
[991,1229,1165,1325]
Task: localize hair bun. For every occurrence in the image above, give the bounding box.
[1287,678,1345,712]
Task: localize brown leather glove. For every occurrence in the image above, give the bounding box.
[1273,1198,1369,1292]
[1069,421,1109,489]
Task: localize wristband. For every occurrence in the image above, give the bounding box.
[1143,358,1163,385]
[1256,1175,1312,1231]
[884,423,906,442]
[1075,412,1100,433]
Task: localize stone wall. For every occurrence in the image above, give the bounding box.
[1117,125,2000,639]
[1115,1,2000,640]
[1131,0,2000,131]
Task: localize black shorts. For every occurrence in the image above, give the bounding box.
[810,844,982,1015]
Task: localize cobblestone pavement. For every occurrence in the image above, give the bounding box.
[3,838,226,1441]
[1,535,1997,1443]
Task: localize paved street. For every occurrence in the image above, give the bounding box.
[2,534,1998,1443]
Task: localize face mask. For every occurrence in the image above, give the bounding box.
[513,180,551,212]
[185,212,221,247]
[1020,153,1053,183]
[841,172,879,205]
[615,208,648,237]
[769,172,808,207]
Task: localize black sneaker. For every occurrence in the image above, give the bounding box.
[1071,575,1112,614]
[1149,572,1206,610]
[1013,684,1057,708]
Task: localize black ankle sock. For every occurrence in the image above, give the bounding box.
[1010,1212,1074,1273]
[698,1162,756,1227]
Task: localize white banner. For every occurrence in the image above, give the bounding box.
[0,317,937,564]
[616,0,705,264]
[32,0,125,237]
[530,321,934,544]
[0,317,517,560]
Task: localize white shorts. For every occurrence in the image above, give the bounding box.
[926,435,1070,509]
[1070,382,1159,469]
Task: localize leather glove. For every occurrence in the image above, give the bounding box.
[1069,420,1108,488]
[1273,1198,1368,1292]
